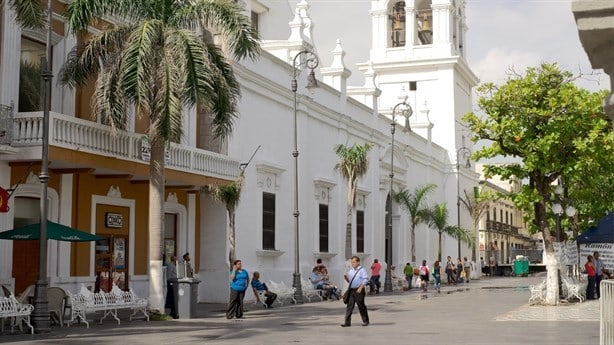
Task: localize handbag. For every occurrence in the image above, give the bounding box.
[343,268,361,304]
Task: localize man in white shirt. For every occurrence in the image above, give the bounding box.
[341,256,370,327]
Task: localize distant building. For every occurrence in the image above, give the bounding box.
[475,164,539,265]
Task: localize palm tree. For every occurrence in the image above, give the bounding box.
[205,169,245,267]
[334,143,373,260]
[459,187,493,261]
[428,203,473,262]
[59,0,260,312]
[394,183,436,264]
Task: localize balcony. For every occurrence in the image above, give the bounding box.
[4,111,240,183]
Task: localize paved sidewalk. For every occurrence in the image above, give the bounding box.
[0,276,600,345]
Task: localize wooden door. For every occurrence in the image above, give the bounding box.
[95,235,128,292]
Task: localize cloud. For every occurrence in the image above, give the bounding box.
[472,48,542,85]
[465,0,610,91]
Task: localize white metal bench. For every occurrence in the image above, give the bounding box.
[0,295,34,334]
[301,278,325,302]
[268,281,293,305]
[562,278,586,302]
[528,280,546,305]
[67,284,149,328]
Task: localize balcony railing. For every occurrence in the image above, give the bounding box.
[486,220,521,234]
[10,111,240,181]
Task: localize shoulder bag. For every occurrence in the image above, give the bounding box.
[343,267,362,304]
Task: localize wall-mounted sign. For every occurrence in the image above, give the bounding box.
[105,212,123,228]
[140,136,170,164]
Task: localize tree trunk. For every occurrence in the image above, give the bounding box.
[148,136,165,312]
[228,207,236,267]
[544,250,560,305]
[410,225,416,264]
[535,180,559,305]
[438,232,442,262]
[345,205,352,260]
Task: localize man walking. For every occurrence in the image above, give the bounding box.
[341,256,370,327]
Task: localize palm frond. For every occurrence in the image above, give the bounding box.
[120,20,163,111]
[9,0,45,29]
[60,25,134,88]
[65,0,150,34]
[154,37,185,142]
[93,56,128,131]
[173,0,261,60]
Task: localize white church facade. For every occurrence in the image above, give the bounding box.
[199,0,479,302]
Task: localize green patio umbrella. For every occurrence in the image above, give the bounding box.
[0,221,102,242]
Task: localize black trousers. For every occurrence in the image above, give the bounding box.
[226,289,245,318]
[165,281,177,317]
[344,288,369,325]
[264,291,277,306]
[596,275,603,298]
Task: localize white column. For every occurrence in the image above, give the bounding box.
[182,106,197,147]
[0,162,14,286]
[187,193,196,272]
[60,33,77,116]
[405,6,416,49]
[57,174,73,279]
[0,4,22,106]
[51,40,65,113]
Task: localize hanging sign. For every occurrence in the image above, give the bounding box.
[0,186,8,213]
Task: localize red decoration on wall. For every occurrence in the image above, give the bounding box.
[0,187,8,213]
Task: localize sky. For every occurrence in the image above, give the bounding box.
[287,0,611,95]
[465,0,610,94]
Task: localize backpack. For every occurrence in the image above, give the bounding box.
[420,265,428,275]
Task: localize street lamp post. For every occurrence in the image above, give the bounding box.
[291,50,319,304]
[31,0,53,332]
[384,101,412,293]
[456,147,471,260]
[552,178,576,300]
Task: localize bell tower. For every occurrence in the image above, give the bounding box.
[358,0,477,158]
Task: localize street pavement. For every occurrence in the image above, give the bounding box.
[0,275,600,345]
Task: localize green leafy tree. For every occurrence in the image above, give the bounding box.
[463,63,614,304]
[459,187,494,262]
[394,183,436,264]
[334,143,373,260]
[205,169,245,268]
[428,203,473,262]
[60,0,260,311]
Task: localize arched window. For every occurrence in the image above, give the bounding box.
[389,1,406,47]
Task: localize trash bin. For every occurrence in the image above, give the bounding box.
[170,277,201,318]
[513,256,529,277]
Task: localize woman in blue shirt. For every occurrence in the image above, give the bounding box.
[226,259,249,319]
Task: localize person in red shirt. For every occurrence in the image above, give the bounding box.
[370,259,382,294]
[585,255,596,300]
